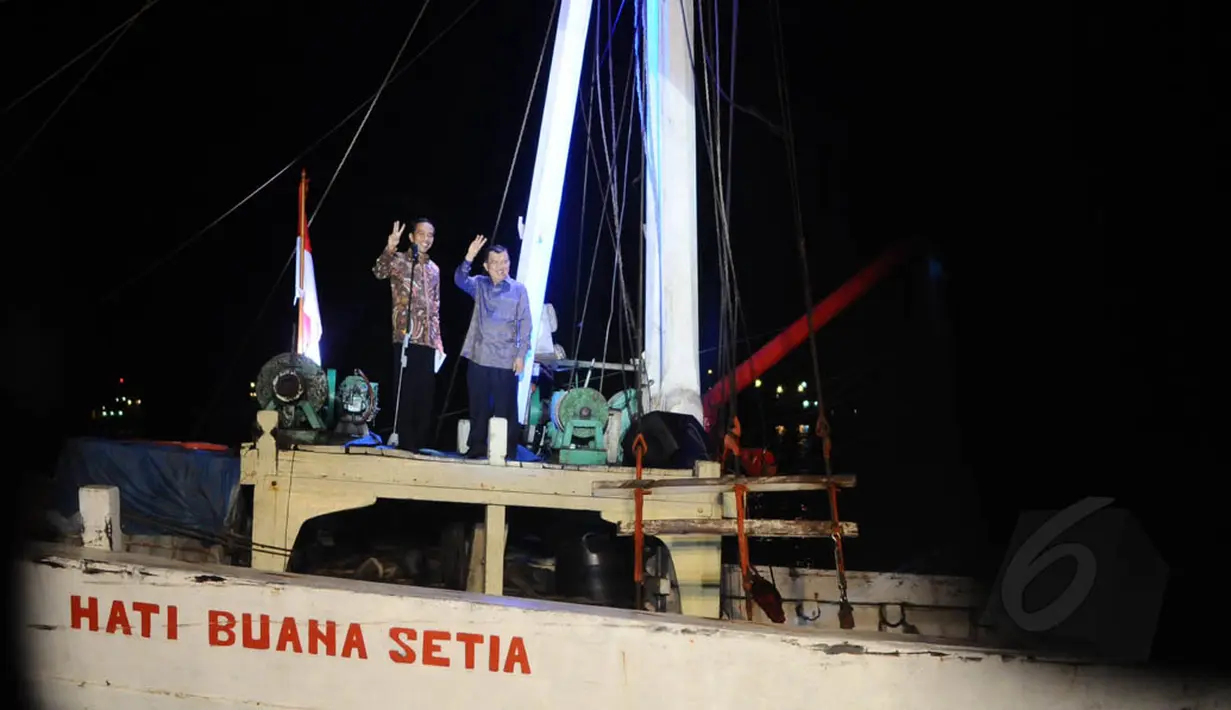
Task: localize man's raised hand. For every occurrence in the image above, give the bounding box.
[387,220,406,250]
[465,234,487,262]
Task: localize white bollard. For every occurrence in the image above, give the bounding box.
[79,485,123,552]
[457,419,471,454]
[488,417,508,465]
[605,410,623,463]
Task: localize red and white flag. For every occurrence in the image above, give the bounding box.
[294,169,322,365]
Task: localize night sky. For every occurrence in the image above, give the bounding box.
[2,0,1219,669]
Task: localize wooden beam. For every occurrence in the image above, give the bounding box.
[592,474,856,496]
[616,519,859,538]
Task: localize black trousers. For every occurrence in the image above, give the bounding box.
[466,360,520,458]
[389,342,436,451]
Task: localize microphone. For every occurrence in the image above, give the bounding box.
[410,242,419,260]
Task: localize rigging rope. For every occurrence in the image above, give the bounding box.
[560,0,640,392]
[634,12,647,408]
[308,0,432,227]
[571,55,638,385]
[434,0,560,441]
[722,0,739,225]
[630,0,736,419]
[2,0,165,116]
[713,0,747,443]
[590,38,639,385]
[99,0,486,304]
[708,0,773,451]
[189,2,438,435]
[554,0,645,399]
[671,0,753,448]
[766,0,850,618]
[769,0,833,473]
[488,0,560,245]
[2,0,154,175]
[632,433,648,609]
[567,96,595,384]
[696,0,738,439]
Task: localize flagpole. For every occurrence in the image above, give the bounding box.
[294,168,308,358]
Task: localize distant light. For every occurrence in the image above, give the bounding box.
[853,408,858,415]
[928,256,944,281]
[706,369,713,375]
[136,399,142,405]
[119,378,124,384]
[802,400,811,409]
[250,381,256,389]
[799,381,807,390]
[754,379,762,388]
[775,385,784,394]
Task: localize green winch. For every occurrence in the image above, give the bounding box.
[547,387,611,465]
[534,386,641,466]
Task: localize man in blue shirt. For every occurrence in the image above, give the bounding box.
[454,235,531,459]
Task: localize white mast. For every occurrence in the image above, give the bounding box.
[514,0,701,426]
[514,0,594,424]
[641,0,702,423]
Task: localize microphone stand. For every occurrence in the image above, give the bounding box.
[387,242,418,449]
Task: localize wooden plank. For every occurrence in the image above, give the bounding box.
[616,519,859,538]
[593,474,856,496]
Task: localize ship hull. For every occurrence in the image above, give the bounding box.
[22,544,1230,710]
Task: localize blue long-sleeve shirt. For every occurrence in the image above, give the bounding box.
[454,260,532,369]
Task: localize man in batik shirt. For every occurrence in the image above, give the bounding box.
[373,218,443,452]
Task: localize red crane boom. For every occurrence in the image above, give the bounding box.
[702,239,915,431]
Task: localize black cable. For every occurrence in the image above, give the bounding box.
[487,0,559,246]
[2,3,146,175]
[308,0,433,227]
[2,0,165,116]
[579,0,639,375]
[100,0,487,305]
[718,0,744,443]
[434,0,560,443]
[724,0,739,217]
[594,46,640,382]
[769,0,831,471]
[568,95,595,386]
[635,7,646,420]
[572,63,634,378]
[694,0,740,450]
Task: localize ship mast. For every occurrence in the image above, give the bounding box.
[639,0,702,424]
[513,0,594,423]
[513,0,702,426]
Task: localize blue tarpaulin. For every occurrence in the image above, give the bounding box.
[53,438,241,537]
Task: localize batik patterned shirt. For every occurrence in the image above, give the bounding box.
[373,247,442,349]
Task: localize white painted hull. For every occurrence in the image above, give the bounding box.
[23,544,1231,710]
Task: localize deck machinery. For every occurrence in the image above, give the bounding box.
[253,352,380,446]
[529,386,640,466]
